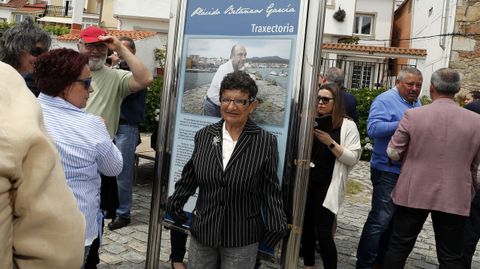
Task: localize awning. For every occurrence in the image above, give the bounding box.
[38,16,72,24]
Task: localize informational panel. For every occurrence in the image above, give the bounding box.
[167,0,301,218]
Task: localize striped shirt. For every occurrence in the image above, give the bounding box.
[38,94,123,246]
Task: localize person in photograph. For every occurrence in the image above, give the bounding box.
[35,48,123,268]
[0,61,86,268]
[301,83,362,269]
[108,36,148,231]
[77,26,153,268]
[204,44,247,117]
[168,71,287,269]
[383,68,480,268]
[0,17,51,96]
[321,67,359,122]
[464,90,480,106]
[356,67,423,269]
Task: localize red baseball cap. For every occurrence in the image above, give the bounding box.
[80,26,108,43]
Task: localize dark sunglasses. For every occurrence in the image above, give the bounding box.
[317,95,334,104]
[75,77,92,90]
[29,47,46,57]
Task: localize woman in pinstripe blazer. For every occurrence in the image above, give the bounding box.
[167,71,287,269]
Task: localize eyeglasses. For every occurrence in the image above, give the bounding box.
[317,96,334,104]
[75,77,92,90]
[219,97,255,106]
[29,47,46,57]
[83,42,107,51]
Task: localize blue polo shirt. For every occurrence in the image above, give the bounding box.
[367,87,421,174]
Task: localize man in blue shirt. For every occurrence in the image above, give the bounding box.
[356,67,423,269]
[108,37,147,230]
[321,67,359,122]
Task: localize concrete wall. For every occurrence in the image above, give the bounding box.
[114,0,170,32]
[0,8,12,21]
[409,0,456,95]
[100,0,119,29]
[450,0,480,94]
[355,0,395,46]
[323,0,357,38]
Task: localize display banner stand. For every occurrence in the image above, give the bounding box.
[145,1,326,268]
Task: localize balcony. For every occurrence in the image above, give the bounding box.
[45,5,72,17]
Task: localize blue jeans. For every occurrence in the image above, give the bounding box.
[356,167,398,269]
[115,124,139,219]
[188,237,258,269]
[204,96,221,117]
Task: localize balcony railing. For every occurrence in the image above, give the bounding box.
[45,5,73,17]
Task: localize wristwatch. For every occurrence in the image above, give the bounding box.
[328,142,335,149]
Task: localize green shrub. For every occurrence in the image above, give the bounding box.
[347,87,386,161]
[42,24,70,36]
[140,76,163,132]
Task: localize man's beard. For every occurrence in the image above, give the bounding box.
[88,55,107,71]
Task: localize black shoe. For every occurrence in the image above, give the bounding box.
[104,210,116,219]
[108,217,131,230]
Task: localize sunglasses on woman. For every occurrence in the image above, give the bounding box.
[317,95,334,104]
[75,77,92,90]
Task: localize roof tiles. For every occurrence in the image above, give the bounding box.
[0,0,27,8]
[322,43,427,57]
[58,29,158,42]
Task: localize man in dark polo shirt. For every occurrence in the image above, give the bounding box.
[108,36,147,230]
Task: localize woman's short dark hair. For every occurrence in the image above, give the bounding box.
[219,71,258,100]
[35,48,89,96]
[318,83,345,129]
[0,17,51,70]
[469,90,480,100]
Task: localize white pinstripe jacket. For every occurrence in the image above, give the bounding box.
[167,119,287,248]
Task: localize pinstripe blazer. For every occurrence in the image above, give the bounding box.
[167,119,287,248]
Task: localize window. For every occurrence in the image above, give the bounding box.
[14,14,29,23]
[351,63,373,89]
[354,14,374,35]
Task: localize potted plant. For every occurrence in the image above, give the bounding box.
[154,47,165,76]
[333,6,346,22]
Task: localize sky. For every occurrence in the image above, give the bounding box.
[187,38,293,59]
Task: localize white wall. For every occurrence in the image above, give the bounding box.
[0,9,12,22]
[410,0,456,95]
[323,0,357,37]
[355,0,394,46]
[114,0,170,32]
[118,17,169,33]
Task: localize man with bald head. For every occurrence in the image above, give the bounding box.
[204,44,247,117]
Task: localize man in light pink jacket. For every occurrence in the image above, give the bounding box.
[383,68,480,269]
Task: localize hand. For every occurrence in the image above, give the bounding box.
[98,35,124,52]
[108,52,120,67]
[314,129,333,146]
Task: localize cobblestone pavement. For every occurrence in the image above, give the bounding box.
[98,160,480,268]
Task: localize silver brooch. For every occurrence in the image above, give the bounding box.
[212,136,220,146]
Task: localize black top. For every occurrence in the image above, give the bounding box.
[118,61,147,125]
[309,125,341,187]
[465,100,480,115]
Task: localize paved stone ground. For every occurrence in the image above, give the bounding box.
[98,160,480,268]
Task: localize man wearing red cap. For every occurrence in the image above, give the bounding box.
[77,26,153,268]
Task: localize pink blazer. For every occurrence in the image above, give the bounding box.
[388,98,480,216]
